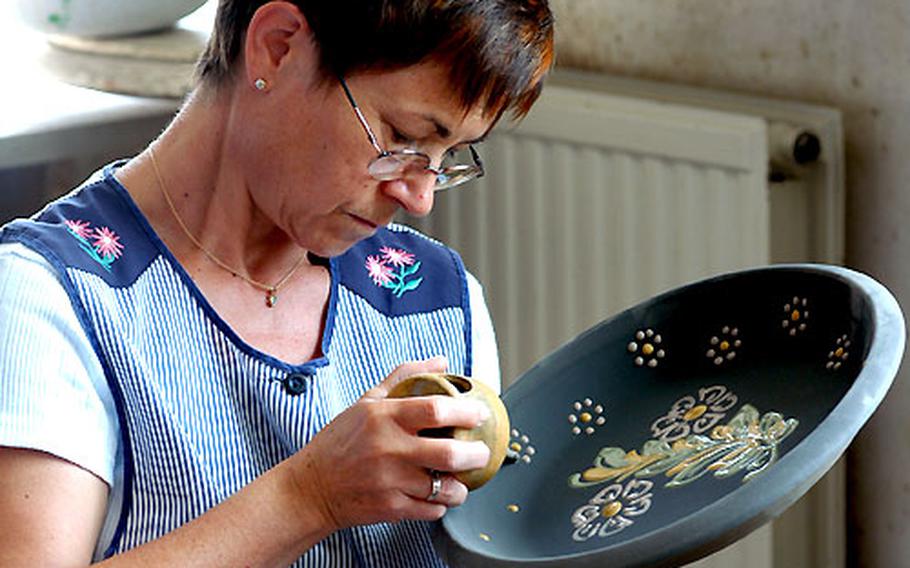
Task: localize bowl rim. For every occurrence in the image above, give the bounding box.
[438,263,905,567]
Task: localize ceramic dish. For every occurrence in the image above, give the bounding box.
[16,0,207,37]
[436,264,904,567]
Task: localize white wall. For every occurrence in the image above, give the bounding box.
[550,0,909,565]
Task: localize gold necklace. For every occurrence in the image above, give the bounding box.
[149,147,307,308]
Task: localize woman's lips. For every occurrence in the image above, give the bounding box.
[347,212,380,230]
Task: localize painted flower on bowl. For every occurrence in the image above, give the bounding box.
[782,296,810,336]
[627,328,666,367]
[569,404,799,490]
[826,334,851,371]
[508,428,536,464]
[568,398,606,435]
[570,479,653,541]
[650,385,738,442]
[706,326,741,366]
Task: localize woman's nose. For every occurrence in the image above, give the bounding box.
[382,172,436,217]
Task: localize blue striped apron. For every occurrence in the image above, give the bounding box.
[1,164,472,566]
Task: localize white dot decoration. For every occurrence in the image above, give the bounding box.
[826,334,851,370]
[628,329,666,367]
[508,428,536,464]
[568,398,606,435]
[706,326,742,366]
[782,297,810,336]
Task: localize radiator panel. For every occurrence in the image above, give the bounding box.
[408,88,769,382]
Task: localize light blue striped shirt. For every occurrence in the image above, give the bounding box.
[0,165,500,565]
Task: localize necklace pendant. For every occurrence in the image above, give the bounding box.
[266,289,277,308]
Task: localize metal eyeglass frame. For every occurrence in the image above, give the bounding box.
[338,76,485,191]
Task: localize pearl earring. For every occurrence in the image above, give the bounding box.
[254,78,268,91]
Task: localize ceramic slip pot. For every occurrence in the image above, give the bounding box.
[435,264,905,568]
[15,0,208,37]
[388,373,511,490]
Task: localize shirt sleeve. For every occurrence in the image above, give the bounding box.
[0,242,118,486]
[466,271,501,394]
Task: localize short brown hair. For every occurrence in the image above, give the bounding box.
[196,0,554,119]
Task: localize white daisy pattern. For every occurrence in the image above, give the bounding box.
[627,329,666,368]
[826,334,851,371]
[782,297,810,336]
[508,428,536,464]
[706,326,742,366]
[650,385,738,443]
[570,479,654,542]
[568,398,607,435]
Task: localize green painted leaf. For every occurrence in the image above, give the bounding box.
[597,447,629,468]
[642,440,672,455]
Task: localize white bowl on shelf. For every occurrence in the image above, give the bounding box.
[15,0,209,38]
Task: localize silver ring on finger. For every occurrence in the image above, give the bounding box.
[427,470,443,502]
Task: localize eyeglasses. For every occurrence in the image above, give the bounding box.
[338,76,484,192]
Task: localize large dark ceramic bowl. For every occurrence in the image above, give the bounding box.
[436,264,905,567]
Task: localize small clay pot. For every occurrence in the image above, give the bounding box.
[387,373,510,490]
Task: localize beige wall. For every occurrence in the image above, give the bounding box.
[550,0,910,565]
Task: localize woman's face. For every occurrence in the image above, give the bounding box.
[242,61,495,258]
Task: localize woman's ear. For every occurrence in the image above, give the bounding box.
[243,1,317,92]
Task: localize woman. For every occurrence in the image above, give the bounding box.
[0,1,553,565]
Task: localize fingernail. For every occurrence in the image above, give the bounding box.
[473,441,491,463]
[474,402,491,425]
[454,440,490,469]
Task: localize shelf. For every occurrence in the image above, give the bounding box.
[0,3,214,169]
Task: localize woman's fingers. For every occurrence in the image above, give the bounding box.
[406,437,491,473]
[391,394,489,432]
[408,470,468,506]
[289,358,497,528]
[392,468,468,520]
[382,395,492,470]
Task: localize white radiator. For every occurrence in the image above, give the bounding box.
[404,70,845,568]
[411,82,771,382]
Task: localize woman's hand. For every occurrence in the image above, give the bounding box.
[288,356,491,532]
